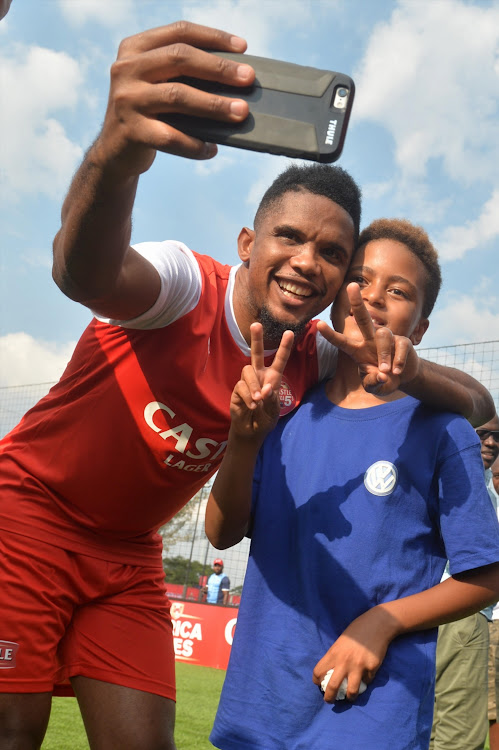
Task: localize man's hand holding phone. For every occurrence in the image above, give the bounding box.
[94,21,255,178]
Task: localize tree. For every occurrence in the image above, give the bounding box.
[159,480,214,586]
[158,479,213,556]
[157,497,198,558]
[163,555,207,587]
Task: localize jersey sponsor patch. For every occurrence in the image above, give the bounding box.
[364,461,398,496]
[0,640,19,668]
[279,378,297,416]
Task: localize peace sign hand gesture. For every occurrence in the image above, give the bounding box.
[317,283,420,396]
[229,323,294,441]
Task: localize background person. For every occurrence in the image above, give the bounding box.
[492,456,499,498]
[487,439,499,750]
[205,560,230,606]
[430,414,499,750]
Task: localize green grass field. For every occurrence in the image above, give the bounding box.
[41,662,225,750]
[40,663,492,749]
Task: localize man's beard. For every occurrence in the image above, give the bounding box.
[257,305,307,348]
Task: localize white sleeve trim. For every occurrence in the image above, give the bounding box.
[94,240,202,330]
[316,329,338,381]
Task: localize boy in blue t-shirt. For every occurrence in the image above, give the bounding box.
[206,219,499,750]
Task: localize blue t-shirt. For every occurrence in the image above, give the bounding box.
[210,388,499,750]
[207,572,230,604]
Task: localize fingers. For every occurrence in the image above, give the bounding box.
[239,366,264,406]
[100,21,255,167]
[114,23,255,125]
[347,283,376,343]
[143,123,221,161]
[374,327,393,374]
[392,336,411,376]
[270,330,294,383]
[117,20,248,58]
[250,322,265,373]
[250,323,294,391]
[361,334,412,393]
[360,370,389,395]
[143,79,249,121]
[127,43,254,87]
[314,666,368,704]
[231,378,258,411]
[316,320,351,355]
[109,46,252,149]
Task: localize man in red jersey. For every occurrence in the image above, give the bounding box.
[0,21,494,750]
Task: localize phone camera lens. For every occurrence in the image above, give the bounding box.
[338,88,348,98]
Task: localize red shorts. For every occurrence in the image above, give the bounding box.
[0,529,175,699]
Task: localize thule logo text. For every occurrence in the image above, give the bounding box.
[325,120,338,145]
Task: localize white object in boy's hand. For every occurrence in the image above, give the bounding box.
[320,669,367,700]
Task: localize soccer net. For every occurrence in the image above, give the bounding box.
[1,339,498,598]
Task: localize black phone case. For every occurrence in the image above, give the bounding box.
[160,52,355,163]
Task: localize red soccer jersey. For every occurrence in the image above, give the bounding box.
[0,252,323,565]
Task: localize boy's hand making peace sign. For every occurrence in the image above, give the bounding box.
[317,283,420,396]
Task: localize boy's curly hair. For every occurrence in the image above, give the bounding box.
[358,218,441,318]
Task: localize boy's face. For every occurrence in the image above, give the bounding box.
[331,239,429,345]
[235,190,355,346]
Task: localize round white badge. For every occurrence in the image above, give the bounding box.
[364,461,398,496]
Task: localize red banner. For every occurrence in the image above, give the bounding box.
[170,600,238,670]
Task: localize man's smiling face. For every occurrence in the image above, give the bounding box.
[234,189,355,348]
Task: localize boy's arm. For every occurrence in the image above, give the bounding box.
[52,21,253,321]
[317,284,494,426]
[314,562,499,703]
[397,358,494,427]
[205,324,294,549]
[206,432,262,549]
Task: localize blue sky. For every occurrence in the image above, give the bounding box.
[1,0,498,387]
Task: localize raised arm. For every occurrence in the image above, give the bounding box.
[52,21,254,320]
[317,284,494,426]
[206,324,294,549]
[314,562,499,703]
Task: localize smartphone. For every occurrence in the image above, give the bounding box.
[159,52,355,163]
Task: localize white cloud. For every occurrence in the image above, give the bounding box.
[0,45,84,201]
[421,294,499,348]
[361,180,393,201]
[182,0,317,56]
[58,0,135,28]
[195,152,235,176]
[21,249,53,270]
[435,190,499,261]
[245,155,294,209]
[354,0,499,184]
[0,333,75,387]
